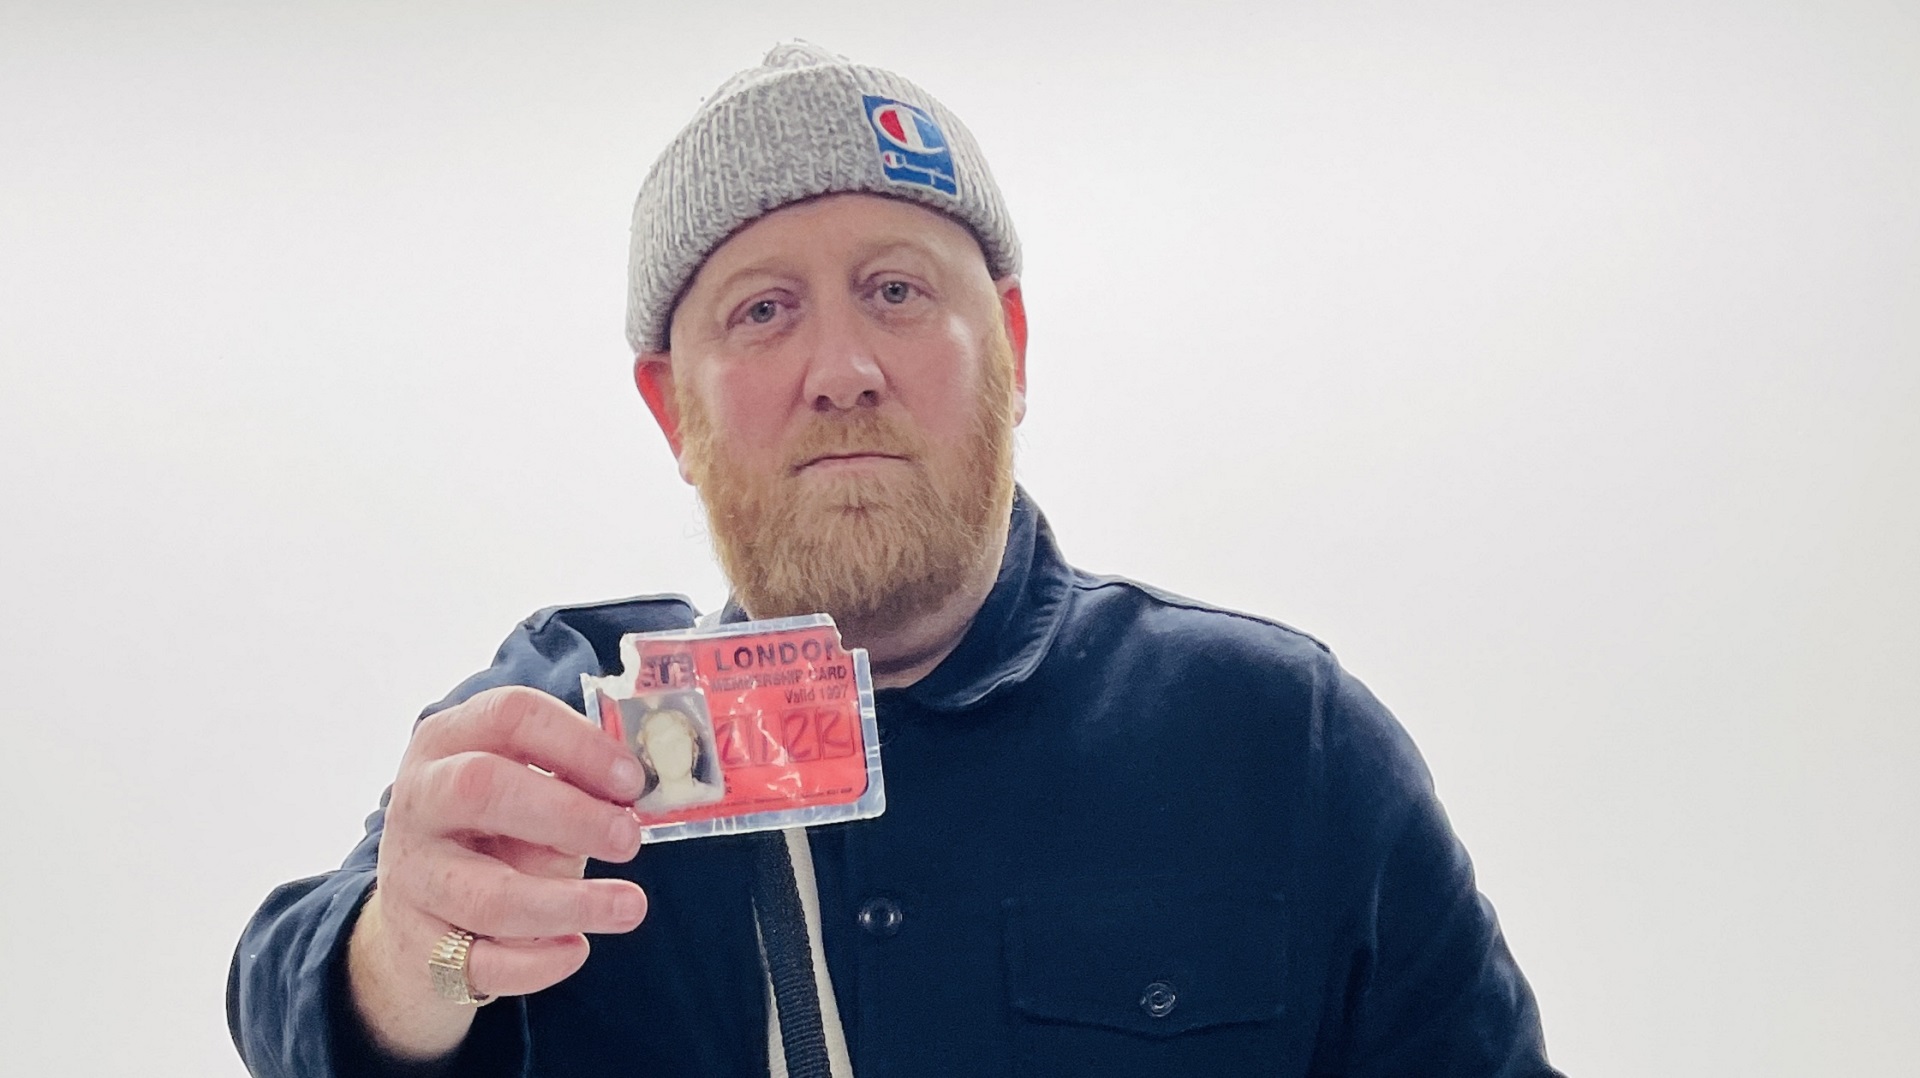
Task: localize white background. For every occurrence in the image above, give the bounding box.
[3,2,1915,1075]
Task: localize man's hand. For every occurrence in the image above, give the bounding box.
[346,686,649,1062]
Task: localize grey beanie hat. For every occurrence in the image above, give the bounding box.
[626,41,1021,354]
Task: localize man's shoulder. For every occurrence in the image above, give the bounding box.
[422,593,701,719]
[525,592,703,641]
[1063,569,1336,668]
[1054,570,1433,801]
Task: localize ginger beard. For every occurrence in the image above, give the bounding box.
[677,331,1018,639]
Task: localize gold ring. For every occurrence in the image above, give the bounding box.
[426,927,494,1006]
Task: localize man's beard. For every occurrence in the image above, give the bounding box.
[677,335,1018,639]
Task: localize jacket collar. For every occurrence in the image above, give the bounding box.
[906,486,1073,711]
[719,486,1073,712]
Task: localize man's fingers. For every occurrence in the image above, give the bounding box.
[472,834,591,880]
[408,848,648,939]
[462,934,592,1001]
[412,686,645,804]
[423,751,643,863]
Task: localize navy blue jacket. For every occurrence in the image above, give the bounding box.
[230,492,1560,1076]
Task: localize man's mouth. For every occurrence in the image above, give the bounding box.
[794,452,910,474]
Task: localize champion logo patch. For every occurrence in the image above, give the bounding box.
[864,95,957,196]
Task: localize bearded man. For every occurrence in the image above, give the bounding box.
[230,43,1563,1078]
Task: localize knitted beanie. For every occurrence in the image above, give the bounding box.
[626,41,1022,354]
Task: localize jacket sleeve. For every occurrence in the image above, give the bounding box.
[226,597,695,1077]
[225,826,386,1078]
[1310,661,1566,1078]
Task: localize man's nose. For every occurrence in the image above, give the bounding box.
[800,298,887,413]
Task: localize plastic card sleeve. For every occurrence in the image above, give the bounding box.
[580,614,884,843]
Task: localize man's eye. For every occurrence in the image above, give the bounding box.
[879,281,913,304]
[744,300,780,324]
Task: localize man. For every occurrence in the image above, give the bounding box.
[230,42,1561,1077]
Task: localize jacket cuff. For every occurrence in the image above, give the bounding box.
[323,888,533,1078]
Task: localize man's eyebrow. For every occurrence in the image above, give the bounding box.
[700,238,946,302]
[853,238,942,267]
[702,261,796,301]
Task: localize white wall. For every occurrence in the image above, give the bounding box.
[2,2,1914,1074]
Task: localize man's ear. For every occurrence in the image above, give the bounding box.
[996,277,1030,426]
[633,354,691,482]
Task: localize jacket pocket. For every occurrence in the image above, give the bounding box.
[1003,887,1289,1074]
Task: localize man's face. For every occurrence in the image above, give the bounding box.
[638,193,1027,636]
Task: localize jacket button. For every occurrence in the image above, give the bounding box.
[857,897,903,938]
[1140,980,1178,1018]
